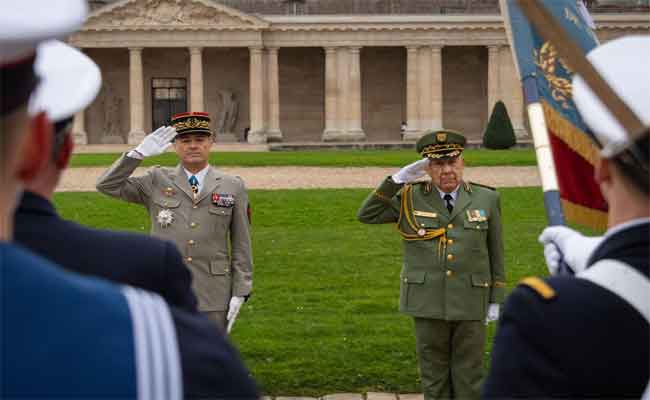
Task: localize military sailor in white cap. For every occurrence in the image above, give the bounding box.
[1,2,184,398]
[483,36,650,398]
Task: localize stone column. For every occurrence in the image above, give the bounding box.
[418,47,433,131]
[487,45,501,117]
[248,46,266,144]
[322,47,340,141]
[431,45,444,131]
[346,46,366,141]
[128,47,145,144]
[266,47,283,142]
[403,46,420,141]
[72,110,87,145]
[189,47,204,112]
[335,47,349,138]
[500,46,527,138]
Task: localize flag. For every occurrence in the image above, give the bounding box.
[501,0,607,230]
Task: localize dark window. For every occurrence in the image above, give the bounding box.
[152,78,187,128]
[285,0,306,15]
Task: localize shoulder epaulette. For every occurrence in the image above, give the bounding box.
[519,277,556,300]
[469,181,496,191]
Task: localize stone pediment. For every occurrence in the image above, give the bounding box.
[84,0,269,31]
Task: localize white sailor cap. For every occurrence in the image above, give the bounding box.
[29,41,102,123]
[573,35,650,158]
[0,0,88,116]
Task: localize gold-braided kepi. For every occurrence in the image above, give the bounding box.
[171,111,212,138]
[416,129,467,159]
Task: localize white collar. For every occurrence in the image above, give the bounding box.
[184,165,210,188]
[604,217,650,239]
[436,184,461,202]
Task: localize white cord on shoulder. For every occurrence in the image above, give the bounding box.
[578,259,650,324]
[122,286,183,400]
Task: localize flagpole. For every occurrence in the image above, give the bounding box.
[500,0,565,226]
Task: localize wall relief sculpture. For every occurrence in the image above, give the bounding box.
[85,0,254,29]
[215,90,239,137]
[101,85,125,144]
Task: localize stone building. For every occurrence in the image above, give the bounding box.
[69,0,649,145]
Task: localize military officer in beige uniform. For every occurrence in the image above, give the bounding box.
[358,130,505,399]
[97,112,252,331]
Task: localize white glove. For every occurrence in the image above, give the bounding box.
[485,303,500,325]
[538,226,603,275]
[226,296,245,334]
[392,158,430,184]
[133,126,177,158]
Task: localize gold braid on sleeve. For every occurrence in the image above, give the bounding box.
[372,189,392,204]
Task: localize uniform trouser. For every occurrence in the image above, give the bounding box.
[414,318,486,400]
[203,311,227,332]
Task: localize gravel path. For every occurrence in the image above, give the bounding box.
[57,166,539,192]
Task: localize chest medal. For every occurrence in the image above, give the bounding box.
[156,209,175,228]
[466,209,487,222]
[212,193,235,207]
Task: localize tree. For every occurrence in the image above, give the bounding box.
[483,100,517,149]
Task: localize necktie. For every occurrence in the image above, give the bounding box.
[444,194,454,214]
[189,175,199,197]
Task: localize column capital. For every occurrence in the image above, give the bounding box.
[430,45,444,53]
[348,46,362,53]
[249,46,264,54]
[266,47,279,54]
[128,47,143,53]
[189,47,203,55]
[487,44,502,52]
[324,46,338,54]
[406,45,420,52]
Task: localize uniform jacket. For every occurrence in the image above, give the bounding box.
[2,243,178,398]
[358,176,506,320]
[483,221,650,398]
[14,190,198,312]
[97,154,253,312]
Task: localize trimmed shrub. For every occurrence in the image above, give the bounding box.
[483,100,517,149]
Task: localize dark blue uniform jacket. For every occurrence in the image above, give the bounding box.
[483,221,649,398]
[2,243,138,398]
[14,190,198,312]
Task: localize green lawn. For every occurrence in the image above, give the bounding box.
[69,148,536,168]
[53,187,550,396]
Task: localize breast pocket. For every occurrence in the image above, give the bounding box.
[413,211,440,229]
[208,206,233,231]
[463,219,489,251]
[152,197,181,209]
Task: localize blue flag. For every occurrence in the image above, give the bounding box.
[502,0,607,230]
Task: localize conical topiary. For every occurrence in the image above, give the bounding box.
[482,100,517,149]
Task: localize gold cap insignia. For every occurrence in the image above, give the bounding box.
[436,132,447,142]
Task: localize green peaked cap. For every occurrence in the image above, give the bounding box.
[416,129,466,159]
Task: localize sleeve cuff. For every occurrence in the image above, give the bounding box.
[490,283,506,303]
[127,149,144,160]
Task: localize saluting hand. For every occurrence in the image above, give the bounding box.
[538,226,603,275]
[392,158,430,184]
[133,126,177,158]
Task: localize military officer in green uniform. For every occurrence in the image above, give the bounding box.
[358,130,506,399]
[97,112,252,332]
